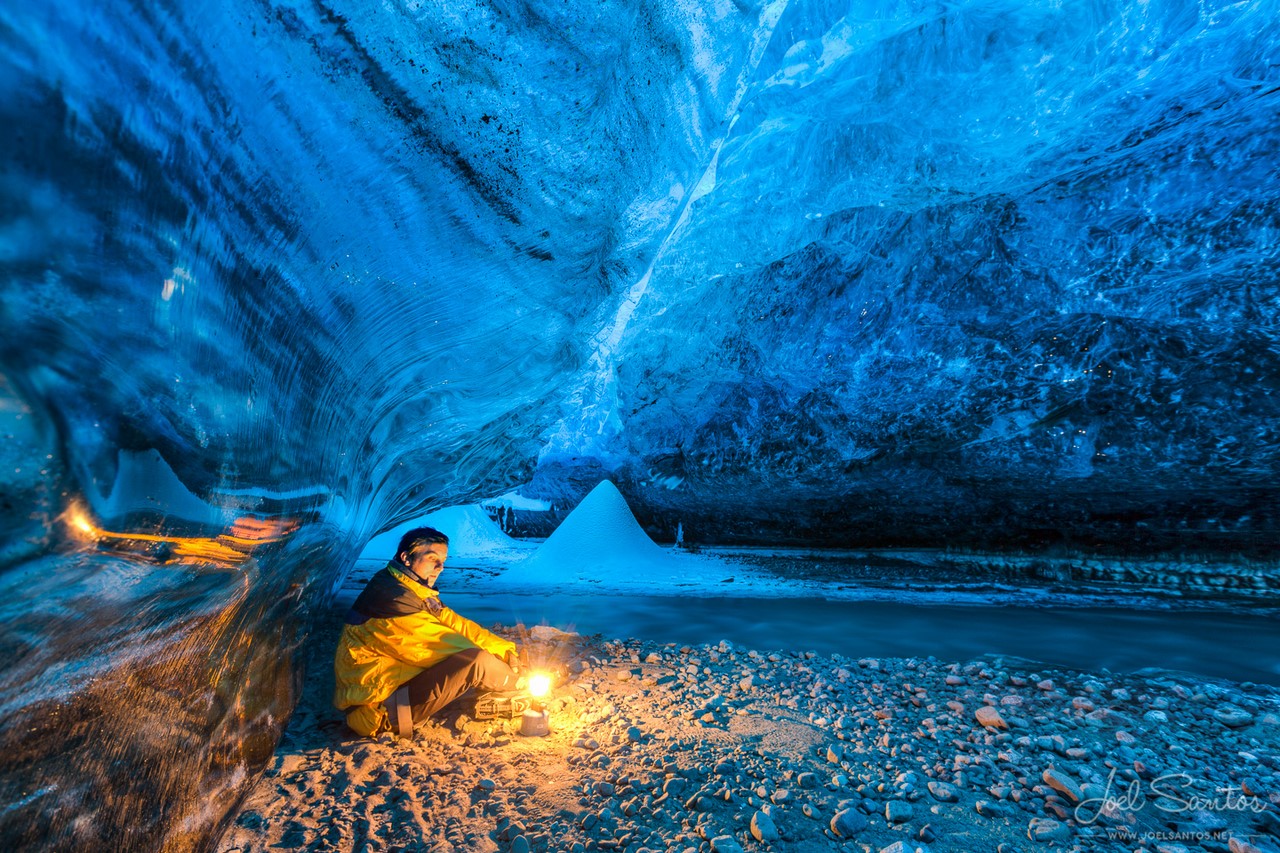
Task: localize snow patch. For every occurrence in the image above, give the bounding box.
[480,491,552,512]
[360,504,529,561]
[500,481,696,588]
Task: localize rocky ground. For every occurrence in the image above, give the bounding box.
[219,614,1280,853]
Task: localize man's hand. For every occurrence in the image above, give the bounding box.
[504,648,521,673]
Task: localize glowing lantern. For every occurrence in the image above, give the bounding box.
[519,670,553,737]
[528,672,551,699]
[66,504,98,539]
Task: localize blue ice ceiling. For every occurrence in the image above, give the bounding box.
[4,0,1279,552]
[2,0,1279,848]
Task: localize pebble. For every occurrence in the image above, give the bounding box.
[1214,707,1255,728]
[1026,817,1069,843]
[749,809,778,842]
[975,800,1007,818]
[1041,768,1083,802]
[830,808,869,837]
[886,801,913,823]
[1240,777,1266,797]
[710,836,744,853]
[927,781,959,802]
[976,707,1008,730]
[879,842,933,853]
[511,835,531,853]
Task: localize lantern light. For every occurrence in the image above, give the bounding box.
[528,672,551,698]
[67,504,97,538]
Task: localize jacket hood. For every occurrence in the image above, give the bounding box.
[345,561,442,624]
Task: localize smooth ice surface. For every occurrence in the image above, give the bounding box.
[4,0,1280,848]
[90,449,236,528]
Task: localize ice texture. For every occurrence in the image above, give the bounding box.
[2,0,1279,848]
[90,449,238,528]
[361,504,526,561]
[567,0,1280,548]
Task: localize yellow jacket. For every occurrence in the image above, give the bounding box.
[333,563,515,736]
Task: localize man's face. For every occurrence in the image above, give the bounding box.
[404,542,448,587]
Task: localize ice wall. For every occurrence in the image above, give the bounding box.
[538,0,1280,551]
[0,0,780,848]
[2,0,1279,848]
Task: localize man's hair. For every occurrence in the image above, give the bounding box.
[395,527,449,560]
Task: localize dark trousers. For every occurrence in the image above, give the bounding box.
[385,648,516,734]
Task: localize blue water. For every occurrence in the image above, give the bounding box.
[451,592,1280,686]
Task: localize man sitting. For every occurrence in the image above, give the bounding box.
[334,526,521,736]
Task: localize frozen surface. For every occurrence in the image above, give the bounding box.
[3,0,1280,848]
[480,492,553,513]
[89,449,236,528]
[361,482,764,594]
[360,504,528,562]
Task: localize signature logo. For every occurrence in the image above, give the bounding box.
[1075,769,1269,825]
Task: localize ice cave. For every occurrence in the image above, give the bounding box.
[1,0,1279,850]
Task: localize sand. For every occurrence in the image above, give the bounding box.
[217,610,1280,853]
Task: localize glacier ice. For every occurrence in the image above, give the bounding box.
[2,0,1280,847]
[361,504,528,562]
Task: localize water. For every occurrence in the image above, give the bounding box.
[450,591,1280,686]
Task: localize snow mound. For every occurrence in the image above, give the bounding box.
[502,481,686,586]
[535,480,664,564]
[360,505,524,561]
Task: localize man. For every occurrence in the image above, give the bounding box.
[334,526,522,736]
